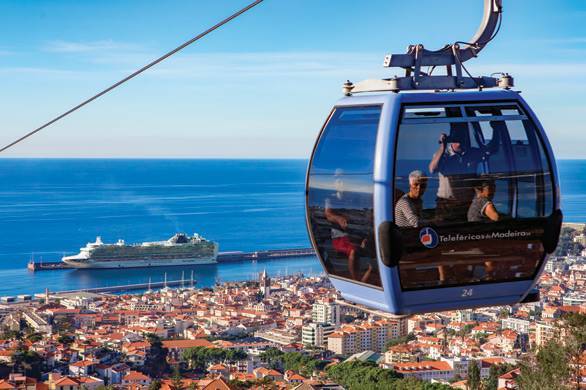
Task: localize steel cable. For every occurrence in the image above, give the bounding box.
[0,0,264,154]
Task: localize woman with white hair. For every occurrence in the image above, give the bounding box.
[395,170,428,228]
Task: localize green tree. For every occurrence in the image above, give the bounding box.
[518,313,586,389]
[181,346,203,370]
[169,367,185,390]
[385,336,408,349]
[281,352,323,377]
[256,377,277,390]
[227,379,254,389]
[326,360,403,390]
[12,349,43,379]
[483,365,499,390]
[259,348,284,370]
[1,328,22,341]
[518,340,571,389]
[53,317,74,333]
[181,346,229,371]
[143,334,170,378]
[458,323,476,338]
[481,363,516,390]
[57,334,74,345]
[467,360,480,390]
[498,308,510,319]
[225,349,247,364]
[148,379,162,390]
[25,333,43,343]
[560,312,586,385]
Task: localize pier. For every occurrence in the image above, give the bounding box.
[57,279,190,294]
[26,247,315,271]
[2,279,196,304]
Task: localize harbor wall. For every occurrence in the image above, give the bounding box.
[27,247,315,271]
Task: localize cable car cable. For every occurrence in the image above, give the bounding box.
[0,0,264,154]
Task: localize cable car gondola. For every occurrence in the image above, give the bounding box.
[305,0,562,315]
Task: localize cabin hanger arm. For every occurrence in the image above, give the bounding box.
[385,0,503,68]
[344,0,509,93]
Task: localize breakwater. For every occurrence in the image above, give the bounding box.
[27,248,315,271]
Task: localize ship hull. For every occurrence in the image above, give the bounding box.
[62,256,217,269]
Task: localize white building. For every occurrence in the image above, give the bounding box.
[563,292,586,306]
[327,320,402,355]
[22,310,52,334]
[302,322,335,347]
[451,310,475,323]
[312,301,340,326]
[392,361,453,382]
[254,328,299,345]
[501,317,531,334]
[573,234,586,246]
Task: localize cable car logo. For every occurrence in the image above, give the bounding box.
[419,227,439,249]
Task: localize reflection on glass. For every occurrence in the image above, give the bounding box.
[308,106,381,287]
[394,103,554,290]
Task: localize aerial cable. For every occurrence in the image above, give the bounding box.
[0,0,264,154]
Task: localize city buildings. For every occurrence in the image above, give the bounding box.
[0,231,583,389]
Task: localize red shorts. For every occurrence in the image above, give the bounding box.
[333,236,357,257]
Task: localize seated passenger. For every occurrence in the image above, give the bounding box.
[395,170,428,228]
[467,177,500,222]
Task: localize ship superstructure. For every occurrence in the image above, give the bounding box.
[62,233,218,269]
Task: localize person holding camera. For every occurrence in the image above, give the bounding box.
[428,126,483,223]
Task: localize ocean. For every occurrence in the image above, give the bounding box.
[0,158,583,296]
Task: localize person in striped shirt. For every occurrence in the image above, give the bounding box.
[395,170,428,228]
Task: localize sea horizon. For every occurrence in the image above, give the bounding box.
[0,158,585,296]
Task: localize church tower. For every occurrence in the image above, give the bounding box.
[259,269,270,298]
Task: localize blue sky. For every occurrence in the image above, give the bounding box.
[0,0,585,158]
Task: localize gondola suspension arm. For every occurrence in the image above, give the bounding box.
[346,0,510,94]
[386,0,503,68]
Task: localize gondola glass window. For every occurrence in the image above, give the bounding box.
[307,106,382,288]
[394,103,554,290]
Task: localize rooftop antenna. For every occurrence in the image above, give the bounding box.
[345,0,512,94]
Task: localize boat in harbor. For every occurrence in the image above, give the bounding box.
[62,233,218,269]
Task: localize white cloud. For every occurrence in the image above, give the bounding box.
[44,40,144,54]
[521,37,586,45]
[456,62,586,78]
[0,67,84,77]
[128,51,383,80]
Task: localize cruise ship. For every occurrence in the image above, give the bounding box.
[62,233,218,269]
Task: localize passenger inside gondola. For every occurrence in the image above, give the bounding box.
[395,170,428,228]
[429,126,483,224]
[468,176,500,222]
